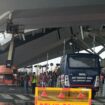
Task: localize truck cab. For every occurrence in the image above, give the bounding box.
[57,53,101,98]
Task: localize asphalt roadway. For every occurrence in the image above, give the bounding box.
[0,85,34,105]
[0,85,104,105]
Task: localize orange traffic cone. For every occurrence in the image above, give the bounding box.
[57,91,65,99]
[41,89,48,97]
[77,92,86,99]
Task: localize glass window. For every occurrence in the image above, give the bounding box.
[69,56,97,68]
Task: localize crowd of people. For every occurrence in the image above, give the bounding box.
[38,71,58,87]
[15,69,60,94]
[14,67,105,95]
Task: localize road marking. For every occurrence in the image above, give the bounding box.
[9,88,15,90]
[29,94,35,98]
[97,99,105,103]
[92,99,103,105]
[0,94,13,99]
[15,100,25,103]
[15,94,30,100]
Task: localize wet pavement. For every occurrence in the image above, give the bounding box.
[0,85,105,105]
[0,102,34,105]
[0,85,34,105]
[0,85,32,94]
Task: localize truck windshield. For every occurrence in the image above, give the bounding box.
[69,56,97,68]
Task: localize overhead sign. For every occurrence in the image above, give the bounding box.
[35,87,92,105]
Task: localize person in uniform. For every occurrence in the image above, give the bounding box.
[31,74,36,94]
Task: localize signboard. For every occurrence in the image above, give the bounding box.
[35,87,92,105]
